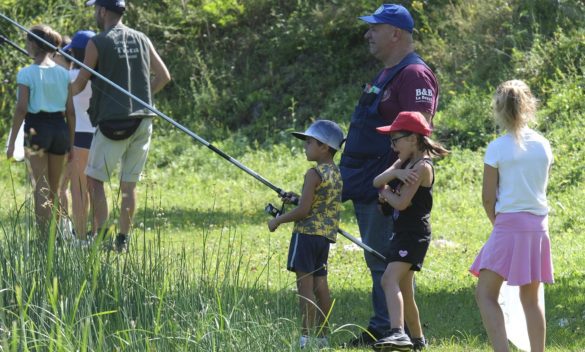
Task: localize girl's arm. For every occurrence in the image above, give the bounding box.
[373,158,402,188]
[268,168,320,232]
[6,85,29,159]
[482,164,498,225]
[373,158,419,188]
[380,161,431,211]
[65,84,76,160]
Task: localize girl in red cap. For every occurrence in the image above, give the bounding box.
[371,111,448,351]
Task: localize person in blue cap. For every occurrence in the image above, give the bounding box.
[72,0,171,252]
[340,4,438,349]
[60,30,96,241]
[268,120,344,349]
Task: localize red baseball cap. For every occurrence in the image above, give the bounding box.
[376,111,432,136]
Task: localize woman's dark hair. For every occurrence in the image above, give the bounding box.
[27,24,61,53]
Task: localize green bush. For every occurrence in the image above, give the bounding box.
[1,0,584,143]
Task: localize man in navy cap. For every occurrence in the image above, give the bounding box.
[72,0,171,252]
[340,3,438,349]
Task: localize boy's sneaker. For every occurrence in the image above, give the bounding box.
[114,233,129,253]
[373,328,413,351]
[412,337,427,351]
[299,335,309,349]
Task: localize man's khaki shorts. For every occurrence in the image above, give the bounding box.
[85,118,153,183]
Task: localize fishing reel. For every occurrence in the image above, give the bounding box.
[264,203,284,217]
[265,191,298,217]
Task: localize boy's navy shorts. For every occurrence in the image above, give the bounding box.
[386,231,431,271]
[24,113,70,155]
[287,232,330,276]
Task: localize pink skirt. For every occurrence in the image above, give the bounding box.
[469,212,554,286]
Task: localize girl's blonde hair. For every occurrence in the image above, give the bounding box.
[27,24,61,53]
[492,80,538,141]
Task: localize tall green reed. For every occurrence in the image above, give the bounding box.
[0,185,303,351]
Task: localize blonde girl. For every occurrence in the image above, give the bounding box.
[470,80,553,352]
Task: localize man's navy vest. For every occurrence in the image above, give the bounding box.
[340,52,427,203]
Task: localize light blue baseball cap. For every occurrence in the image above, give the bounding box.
[292,120,345,150]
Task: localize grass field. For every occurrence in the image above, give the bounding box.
[0,127,584,351]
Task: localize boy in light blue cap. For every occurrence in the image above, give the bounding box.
[268,120,344,349]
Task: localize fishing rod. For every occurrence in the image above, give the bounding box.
[0,31,28,56]
[0,12,386,262]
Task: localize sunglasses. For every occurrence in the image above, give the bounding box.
[390,133,412,146]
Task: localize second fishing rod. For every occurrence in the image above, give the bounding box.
[0,12,386,261]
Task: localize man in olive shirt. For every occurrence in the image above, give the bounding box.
[73,0,171,251]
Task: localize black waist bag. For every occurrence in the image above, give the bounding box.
[98,118,142,140]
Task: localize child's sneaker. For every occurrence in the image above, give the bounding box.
[299,335,309,349]
[412,336,427,351]
[373,328,413,351]
[114,233,129,253]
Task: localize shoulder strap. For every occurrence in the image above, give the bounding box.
[375,52,427,89]
[419,158,435,186]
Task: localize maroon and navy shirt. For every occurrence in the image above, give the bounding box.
[377,64,439,123]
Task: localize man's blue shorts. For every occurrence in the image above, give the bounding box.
[287,232,330,276]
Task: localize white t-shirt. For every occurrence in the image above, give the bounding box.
[484,128,553,216]
[69,69,95,133]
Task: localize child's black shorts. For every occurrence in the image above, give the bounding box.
[287,232,330,276]
[24,113,70,155]
[386,231,431,271]
[74,132,93,149]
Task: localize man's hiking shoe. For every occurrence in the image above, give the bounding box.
[114,233,129,253]
[373,328,413,351]
[344,328,383,347]
[412,337,427,351]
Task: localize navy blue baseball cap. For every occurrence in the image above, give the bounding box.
[86,0,126,13]
[63,30,95,51]
[359,4,414,33]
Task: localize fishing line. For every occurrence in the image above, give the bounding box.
[0,12,386,261]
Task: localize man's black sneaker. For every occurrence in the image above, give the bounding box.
[344,328,383,347]
[412,337,427,351]
[114,233,129,253]
[373,328,413,351]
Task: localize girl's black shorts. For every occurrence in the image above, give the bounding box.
[386,231,431,271]
[24,114,70,155]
